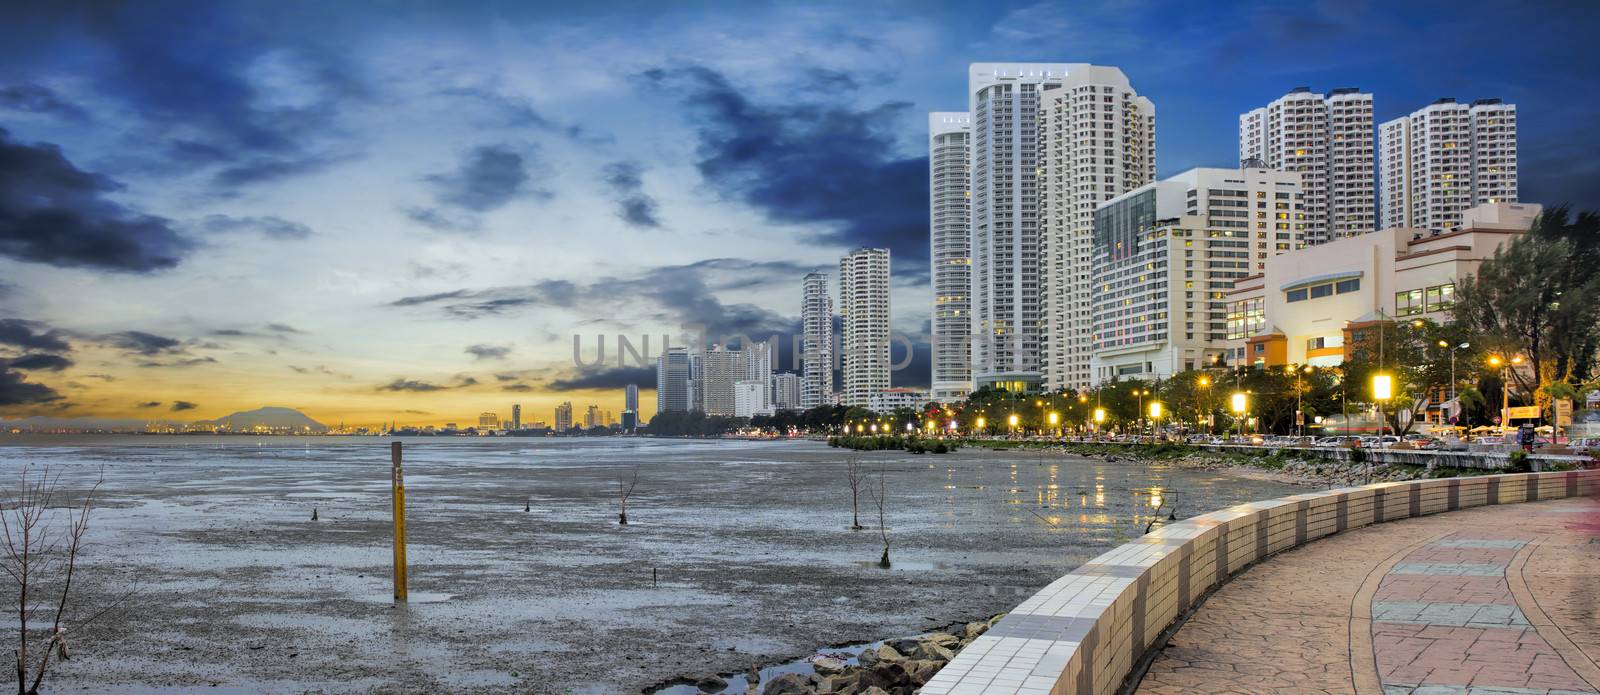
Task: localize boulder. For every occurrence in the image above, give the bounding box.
[811,656,848,676]
[884,638,922,655]
[869,662,914,690]
[864,643,903,664]
[962,621,988,641]
[903,660,944,686]
[987,613,1007,628]
[861,688,891,695]
[761,673,813,695]
[924,632,960,649]
[904,640,955,663]
[695,674,729,692]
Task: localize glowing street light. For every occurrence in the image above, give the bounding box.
[976,416,986,430]
[1372,374,1393,401]
[1149,401,1163,419]
[1230,392,1247,414]
[1048,411,1059,426]
[1093,407,1106,424]
[1007,413,1019,429]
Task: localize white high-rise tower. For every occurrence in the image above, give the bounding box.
[1380,98,1518,232]
[1239,87,1374,244]
[799,272,834,409]
[969,63,1070,386]
[928,112,971,403]
[839,248,890,408]
[1037,64,1156,392]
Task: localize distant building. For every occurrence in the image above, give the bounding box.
[585,405,600,430]
[511,404,521,431]
[1239,86,1375,244]
[800,272,834,409]
[734,380,773,418]
[839,248,891,408]
[772,372,802,411]
[554,402,572,433]
[656,347,692,413]
[1380,98,1518,232]
[869,387,929,414]
[478,412,499,429]
[622,383,638,432]
[693,345,747,416]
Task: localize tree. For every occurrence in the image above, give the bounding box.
[864,464,890,568]
[616,466,639,525]
[2,468,124,695]
[844,455,864,531]
[1455,208,1600,411]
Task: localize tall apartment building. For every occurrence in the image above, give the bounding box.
[1036,64,1156,392]
[584,405,600,429]
[1089,167,1305,383]
[655,347,692,413]
[799,272,834,408]
[479,412,499,429]
[553,402,572,433]
[772,372,801,411]
[692,345,747,416]
[621,384,638,430]
[928,112,972,403]
[1239,87,1374,245]
[1380,98,1518,232]
[511,404,521,431]
[839,248,891,407]
[744,340,773,410]
[969,63,1066,385]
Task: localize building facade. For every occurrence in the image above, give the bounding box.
[1239,87,1375,244]
[800,272,834,409]
[772,372,801,411]
[734,380,773,418]
[929,112,973,403]
[868,387,929,414]
[511,404,521,431]
[622,383,638,430]
[969,63,1069,384]
[1380,98,1518,232]
[478,412,499,429]
[839,248,891,408]
[1089,167,1305,384]
[1223,202,1539,368]
[655,347,692,414]
[1037,64,1156,391]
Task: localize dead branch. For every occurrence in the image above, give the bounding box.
[617,465,640,525]
[845,455,864,530]
[864,464,890,568]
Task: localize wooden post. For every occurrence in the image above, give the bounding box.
[391,441,408,602]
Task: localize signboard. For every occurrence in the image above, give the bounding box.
[1555,398,1573,426]
[1505,406,1540,420]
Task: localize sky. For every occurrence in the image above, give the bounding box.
[1,0,1597,428]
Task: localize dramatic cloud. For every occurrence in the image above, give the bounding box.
[138,356,218,369]
[641,66,929,277]
[0,319,71,353]
[170,400,198,411]
[601,161,661,228]
[0,83,88,120]
[501,383,534,393]
[378,378,447,392]
[0,367,61,406]
[0,129,191,272]
[105,331,183,355]
[401,206,481,233]
[547,366,656,392]
[198,214,314,239]
[136,401,162,408]
[5,354,71,371]
[465,343,512,361]
[423,144,543,212]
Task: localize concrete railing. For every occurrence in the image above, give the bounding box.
[920,469,1600,695]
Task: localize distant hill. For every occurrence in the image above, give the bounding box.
[200,406,327,433]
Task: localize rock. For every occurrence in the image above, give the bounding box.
[884,638,921,655]
[924,632,961,649]
[904,659,944,686]
[811,656,848,676]
[861,688,890,695]
[761,673,812,695]
[987,613,1007,628]
[857,647,879,667]
[908,641,955,662]
[962,621,988,641]
[869,662,914,690]
[867,643,904,664]
[695,673,728,692]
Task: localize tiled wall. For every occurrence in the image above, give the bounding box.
[919,470,1599,695]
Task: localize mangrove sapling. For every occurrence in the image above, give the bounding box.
[617,465,639,525]
[864,464,890,568]
[2,467,132,695]
[845,455,865,531]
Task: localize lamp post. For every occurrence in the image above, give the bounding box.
[1148,401,1163,440]
[1292,364,1312,438]
[1441,341,1469,423]
[1487,354,1524,430]
[1133,388,1146,435]
[1230,391,1248,439]
[1198,375,1211,435]
[1373,373,1393,439]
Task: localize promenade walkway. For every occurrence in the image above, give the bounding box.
[1136,495,1600,695]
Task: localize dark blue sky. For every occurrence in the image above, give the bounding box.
[0,0,1596,421]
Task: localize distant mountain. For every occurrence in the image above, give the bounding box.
[199,406,327,433]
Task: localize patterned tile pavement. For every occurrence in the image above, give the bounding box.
[1137,496,1600,695]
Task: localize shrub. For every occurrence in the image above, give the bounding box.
[1505,450,1530,472]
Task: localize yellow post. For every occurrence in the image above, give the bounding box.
[391,441,408,602]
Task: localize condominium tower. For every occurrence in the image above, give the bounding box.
[1379,98,1518,232]
[691,345,746,416]
[928,112,972,403]
[839,248,891,408]
[1089,167,1304,383]
[799,272,834,408]
[655,347,692,413]
[969,63,1066,385]
[1037,64,1156,391]
[554,401,573,433]
[1239,87,1374,244]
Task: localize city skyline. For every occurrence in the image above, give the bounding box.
[2,1,1597,428]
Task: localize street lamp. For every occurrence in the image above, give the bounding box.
[1148,401,1163,438]
[1008,413,1019,432]
[975,416,986,432]
[1442,341,1469,424]
[1373,373,1393,438]
[1198,375,1212,435]
[1132,388,1146,434]
[1292,364,1312,437]
[1230,392,1248,438]
[1487,354,1524,430]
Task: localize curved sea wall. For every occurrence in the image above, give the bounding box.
[920,470,1599,695]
